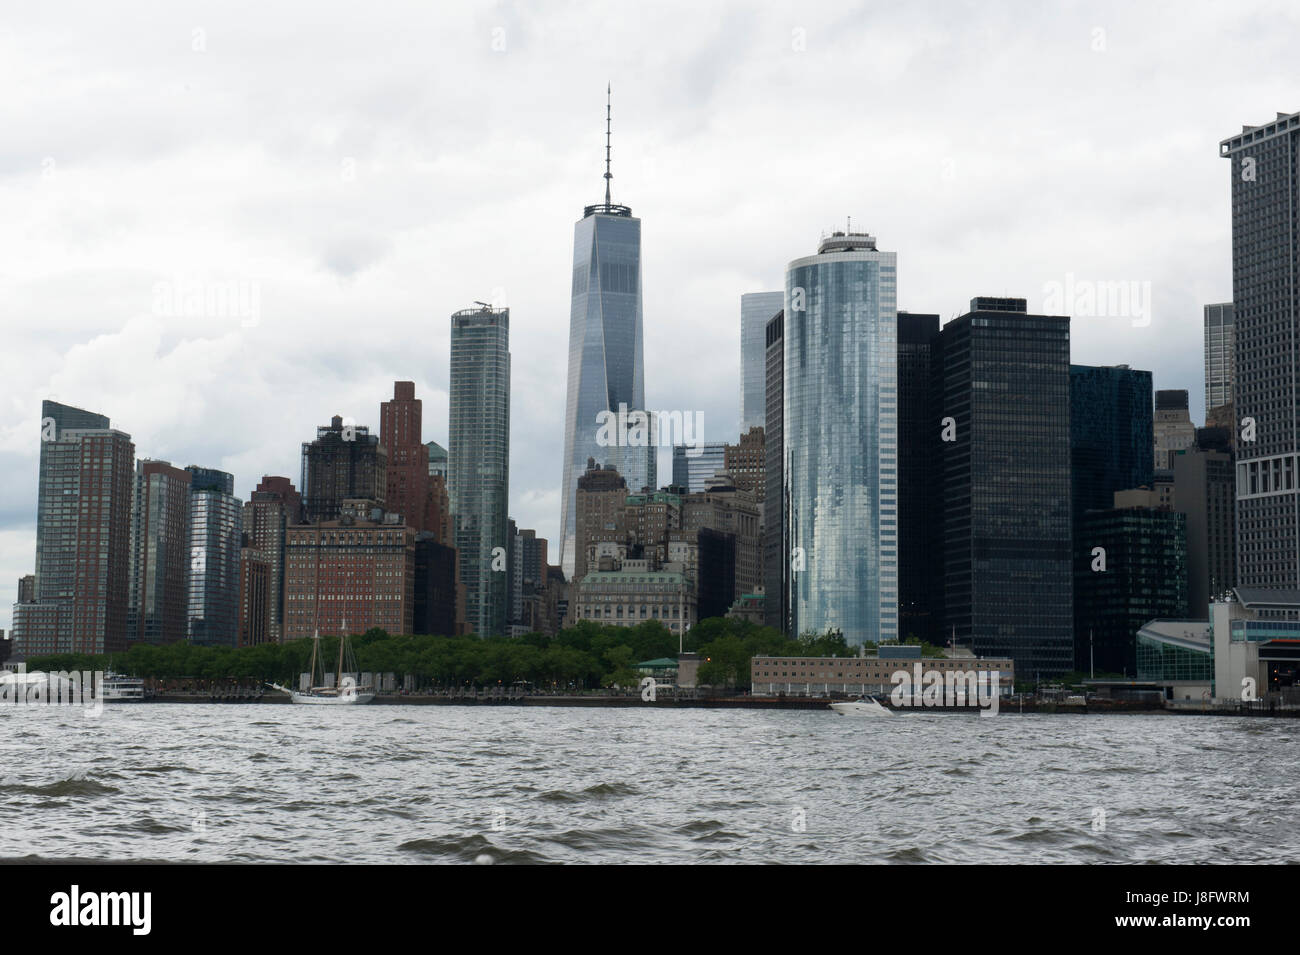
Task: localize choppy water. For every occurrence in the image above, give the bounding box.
[1,704,1296,864]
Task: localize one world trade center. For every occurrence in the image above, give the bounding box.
[558,87,654,579]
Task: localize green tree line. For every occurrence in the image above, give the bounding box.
[21,617,938,690]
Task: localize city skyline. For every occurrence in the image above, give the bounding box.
[7,2,1297,632]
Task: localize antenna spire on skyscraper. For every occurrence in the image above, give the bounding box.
[604,83,613,206]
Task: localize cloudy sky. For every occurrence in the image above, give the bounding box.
[2,1,1296,630]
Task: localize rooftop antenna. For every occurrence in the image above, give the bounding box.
[847,215,851,233]
[604,83,613,207]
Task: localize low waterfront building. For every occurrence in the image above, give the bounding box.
[1134,619,1213,701]
[636,657,679,683]
[1211,587,1300,702]
[750,649,1013,697]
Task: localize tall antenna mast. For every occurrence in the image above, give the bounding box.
[604,83,613,206]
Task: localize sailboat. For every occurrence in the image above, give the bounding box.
[269,629,375,705]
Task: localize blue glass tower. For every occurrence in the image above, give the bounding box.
[559,88,648,577]
[784,231,898,647]
[1069,364,1155,523]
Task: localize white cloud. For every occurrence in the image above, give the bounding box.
[2,0,1295,627]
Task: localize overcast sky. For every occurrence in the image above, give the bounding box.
[2,1,1296,630]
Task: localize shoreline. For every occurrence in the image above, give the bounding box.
[126,693,1300,716]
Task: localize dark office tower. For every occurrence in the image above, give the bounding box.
[1070,364,1155,664]
[1153,389,1195,470]
[559,88,646,578]
[449,304,510,637]
[1075,503,1188,676]
[380,381,431,532]
[16,576,34,604]
[413,534,459,637]
[763,311,786,632]
[243,475,301,643]
[1204,302,1235,414]
[1070,365,1155,523]
[897,311,941,645]
[696,527,738,620]
[936,297,1073,677]
[185,466,241,647]
[1221,110,1300,588]
[301,415,387,524]
[127,460,192,643]
[506,518,521,630]
[15,404,134,657]
[237,547,269,647]
[1173,445,1237,614]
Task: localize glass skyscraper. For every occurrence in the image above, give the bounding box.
[559,92,646,578]
[129,459,192,644]
[741,291,783,433]
[897,312,941,645]
[449,304,511,637]
[186,466,241,647]
[1220,109,1300,588]
[784,231,898,647]
[671,442,727,493]
[1070,364,1154,524]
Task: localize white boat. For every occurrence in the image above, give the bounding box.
[829,697,893,717]
[102,672,144,702]
[269,629,374,705]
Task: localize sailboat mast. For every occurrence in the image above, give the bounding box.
[307,632,319,690]
[336,621,347,690]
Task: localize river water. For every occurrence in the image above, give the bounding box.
[1,705,1295,864]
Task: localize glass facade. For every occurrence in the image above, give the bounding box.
[129,460,192,643]
[449,305,511,637]
[1136,628,1212,681]
[559,207,645,578]
[763,311,786,632]
[741,291,783,433]
[1220,111,1300,588]
[186,466,241,647]
[1075,508,1188,676]
[936,300,1074,677]
[897,312,941,645]
[785,234,897,647]
[1070,364,1154,521]
[671,442,727,492]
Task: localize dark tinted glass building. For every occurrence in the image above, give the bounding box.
[935,298,1073,677]
[1070,364,1154,522]
[1075,506,1189,676]
[762,310,786,632]
[897,311,941,644]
